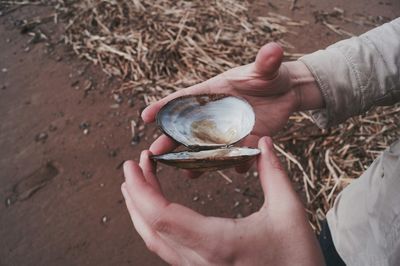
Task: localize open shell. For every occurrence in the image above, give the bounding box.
[152,94,260,170]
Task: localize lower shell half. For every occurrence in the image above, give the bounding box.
[151,147,260,171]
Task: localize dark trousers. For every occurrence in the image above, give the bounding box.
[318,220,346,266]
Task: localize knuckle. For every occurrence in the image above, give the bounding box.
[151,216,171,234]
[150,203,174,234]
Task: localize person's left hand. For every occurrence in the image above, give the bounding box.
[121,137,324,266]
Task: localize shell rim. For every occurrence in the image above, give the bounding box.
[151,147,261,163]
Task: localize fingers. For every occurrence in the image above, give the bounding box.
[122,162,210,259]
[141,79,215,124]
[121,182,155,243]
[121,183,180,265]
[139,150,162,193]
[254,42,284,79]
[123,160,169,221]
[256,137,295,203]
[150,134,180,155]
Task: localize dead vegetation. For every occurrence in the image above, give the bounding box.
[2,0,399,232]
[277,106,400,231]
[56,0,307,99]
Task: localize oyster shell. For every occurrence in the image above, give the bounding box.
[152,94,260,170]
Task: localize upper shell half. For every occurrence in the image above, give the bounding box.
[156,94,256,149]
[152,94,260,171]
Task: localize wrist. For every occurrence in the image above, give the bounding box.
[284,61,325,112]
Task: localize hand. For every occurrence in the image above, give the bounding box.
[142,43,323,174]
[121,137,324,266]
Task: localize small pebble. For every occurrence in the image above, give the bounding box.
[48,124,57,132]
[110,103,120,109]
[6,38,11,43]
[235,213,243,219]
[100,183,105,187]
[101,215,109,224]
[83,128,89,135]
[233,201,240,208]
[35,132,48,142]
[79,121,90,129]
[131,135,140,145]
[234,188,241,193]
[82,80,92,91]
[207,193,213,201]
[113,94,123,104]
[24,46,30,52]
[1,68,7,73]
[81,170,93,179]
[253,171,259,177]
[192,196,199,201]
[55,55,62,62]
[5,197,12,207]
[108,149,118,157]
[70,80,79,87]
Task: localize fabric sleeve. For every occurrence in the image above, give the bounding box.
[299,18,400,128]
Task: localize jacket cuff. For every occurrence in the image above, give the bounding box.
[299,46,362,128]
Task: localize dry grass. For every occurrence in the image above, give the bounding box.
[276,106,400,231]
[55,0,307,98]
[3,0,399,232]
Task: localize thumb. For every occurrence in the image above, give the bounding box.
[257,137,297,204]
[254,42,284,79]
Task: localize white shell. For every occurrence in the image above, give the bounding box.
[157,95,255,149]
[152,147,260,171]
[154,147,260,160]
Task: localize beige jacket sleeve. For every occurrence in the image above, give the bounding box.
[326,139,400,266]
[299,18,400,128]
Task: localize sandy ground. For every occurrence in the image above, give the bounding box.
[1,1,399,265]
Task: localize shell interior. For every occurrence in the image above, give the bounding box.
[157,95,255,149]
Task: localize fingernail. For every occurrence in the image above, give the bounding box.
[123,161,130,172]
[140,150,148,159]
[149,143,156,153]
[264,136,272,146]
[141,107,149,122]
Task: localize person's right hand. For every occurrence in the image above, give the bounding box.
[121,137,325,266]
[142,42,323,173]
